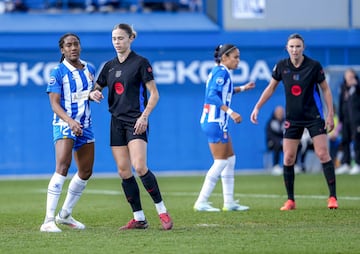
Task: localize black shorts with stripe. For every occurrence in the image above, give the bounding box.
[284,118,327,139]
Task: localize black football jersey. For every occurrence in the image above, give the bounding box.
[272,55,326,123]
[97,51,154,122]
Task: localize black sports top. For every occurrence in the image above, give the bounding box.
[272,55,326,123]
[97,51,154,122]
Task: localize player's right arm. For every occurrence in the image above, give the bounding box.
[48,92,83,136]
[250,78,280,124]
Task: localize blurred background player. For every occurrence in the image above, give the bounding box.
[336,68,360,175]
[266,105,285,175]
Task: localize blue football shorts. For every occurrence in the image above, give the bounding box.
[201,122,229,143]
[53,124,95,151]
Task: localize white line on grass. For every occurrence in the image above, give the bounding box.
[78,189,360,201]
[35,189,360,201]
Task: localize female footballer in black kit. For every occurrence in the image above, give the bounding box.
[250,33,338,210]
[89,23,173,230]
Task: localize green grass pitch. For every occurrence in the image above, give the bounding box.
[0,173,359,254]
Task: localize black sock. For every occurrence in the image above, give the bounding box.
[140,170,162,204]
[283,165,295,201]
[322,160,337,198]
[121,176,142,212]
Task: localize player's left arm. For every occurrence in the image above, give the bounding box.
[234,81,256,93]
[134,80,159,135]
[319,79,335,133]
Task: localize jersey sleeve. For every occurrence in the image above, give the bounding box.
[315,62,326,84]
[272,61,283,81]
[46,65,62,94]
[87,62,96,77]
[140,58,154,84]
[96,62,109,88]
[206,68,227,107]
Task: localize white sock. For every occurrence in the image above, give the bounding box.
[221,155,236,205]
[134,210,146,221]
[195,159,228,204]
[60,173,87,217]
[155,201,167,214]
[45,172,66,223]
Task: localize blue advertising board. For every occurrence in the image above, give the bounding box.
[1,34,359,176]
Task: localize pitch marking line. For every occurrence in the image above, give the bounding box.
[36,189,360,201]
[80,189,360,201]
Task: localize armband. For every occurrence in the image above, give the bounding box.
[240,86,245,92]
[226,108,233,115]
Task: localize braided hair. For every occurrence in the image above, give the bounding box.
[58,33,81,62]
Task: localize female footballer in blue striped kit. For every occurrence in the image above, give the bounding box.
[40,33,96,232]
[194,44,255,212]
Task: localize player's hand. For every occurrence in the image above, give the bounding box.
[68,119,83,136]
[245,81,256,90]
[134,114,148,135]
[230,111,242,123]
[89,90,104,103]
[326,115,335,133]
[250,108,259,124]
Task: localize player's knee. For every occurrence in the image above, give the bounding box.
[315,150,331,163]
[78,168,92,180]
[284,154,297,165]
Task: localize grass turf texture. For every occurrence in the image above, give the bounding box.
[0,174,359,254]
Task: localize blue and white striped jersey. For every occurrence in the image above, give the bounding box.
[46,59,95,128]
[200,64,233,125]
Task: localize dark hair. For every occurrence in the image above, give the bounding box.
[113,23,137,39]
[343,68,359,84]
[58,33,81,62]
[287,33,304,44]
[214,44,237,64]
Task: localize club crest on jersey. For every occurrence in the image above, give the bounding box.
[48,76,56,86]
[115,71,122,78]
[293,74,300,80]
[216,77,224,85]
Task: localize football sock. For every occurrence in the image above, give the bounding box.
[140,170,162,204]
[283,165,295,201]
[60,173,87,217]
[322,160,337,198]
[122,175,142,212]
[45,172,66,222]
[155,201,167,214]
[195,159,228,204]
[221,155,236,205]
[133,210,146,221]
